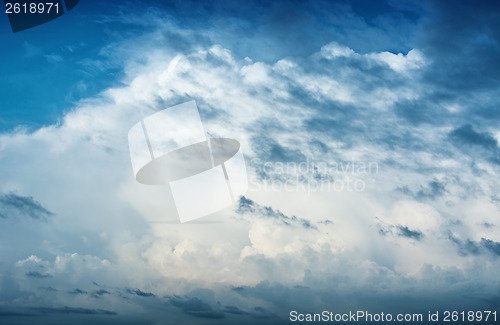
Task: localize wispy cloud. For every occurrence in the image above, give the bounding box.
[0,193,54,220]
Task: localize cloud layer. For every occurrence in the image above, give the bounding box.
[1,0,499,323]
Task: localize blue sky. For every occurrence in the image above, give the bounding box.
[0,0,500,324]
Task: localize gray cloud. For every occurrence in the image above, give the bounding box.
[450,236,500,257]
[126,288,155,297]
[91,289,111,298]
[397,225,423,241]
[0,193,54,220]
[417,1,500,94]
[449,124,498,150]
[237,196,318,229]
[25,271,52,279]
[33,307,116,315]
[168,295,225,319]
[223,305,249,315]
[480,238,500,257]
[68,288,88,295]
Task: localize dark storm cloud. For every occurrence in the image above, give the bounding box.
[0,309,35,317]
[91,289,111,298]
[394,99,449,126]
[448,124,500,164]
[168,295,225,319]
[237,196,317,229]
[449,124,498,149]
[126,288,155,297]
[145,0,420,62]
[68,288,88,295]
[397,225,423,240]
[0,193,54,220]
[417,1,500,94]
[223,305,249,315]
[480,238,500,256]
[32,306,116,315]
[25,271,52,279]
[450,236,500,257]
[378,223,423,241]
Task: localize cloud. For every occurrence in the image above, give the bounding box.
[91,289,111,298]
[481,238,500,256]
[397,225,424,240]
[126,289,155,297]
[32,306,116,315]
[449,124,498,149]
[0,193,54,220]
[237,196,318,229]
[168,295,225,319]
[0,1,500,324]
[25,271,52,279]
[450,236,500,257]
[68,288,88,295]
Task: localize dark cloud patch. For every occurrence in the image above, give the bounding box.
[91,289,111,298]
[482,222,494,229]
[396,179,446,201]
[223,305,248,315]
[448,124,500,164]
[396,185,413,197]
[0,309,35,317]
[397,225,423,241]
[237,196,317,229]
[394,99,450,126]
[126,288,155,297]
[232,286,245,293]
[0,193,54,220]
[449,124,498,150]
[168,295,225,319]
[68,288,88,295]
[377,221,423,241]
[450,236,500,257]
[143,0,420,63]
[304,117,363,146]
[376,131,427,153]
[450,236,480,256]
[25,271,52,279]
[250,135,306,164]
[417,1,500,93]
[33,306,116,315]
[480,238,500,256]
[416,179,446,200]
[268,143,306,163]
[253,306,278,319]
[39,286,57,292]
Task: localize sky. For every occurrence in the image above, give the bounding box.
[0,0,500,324]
